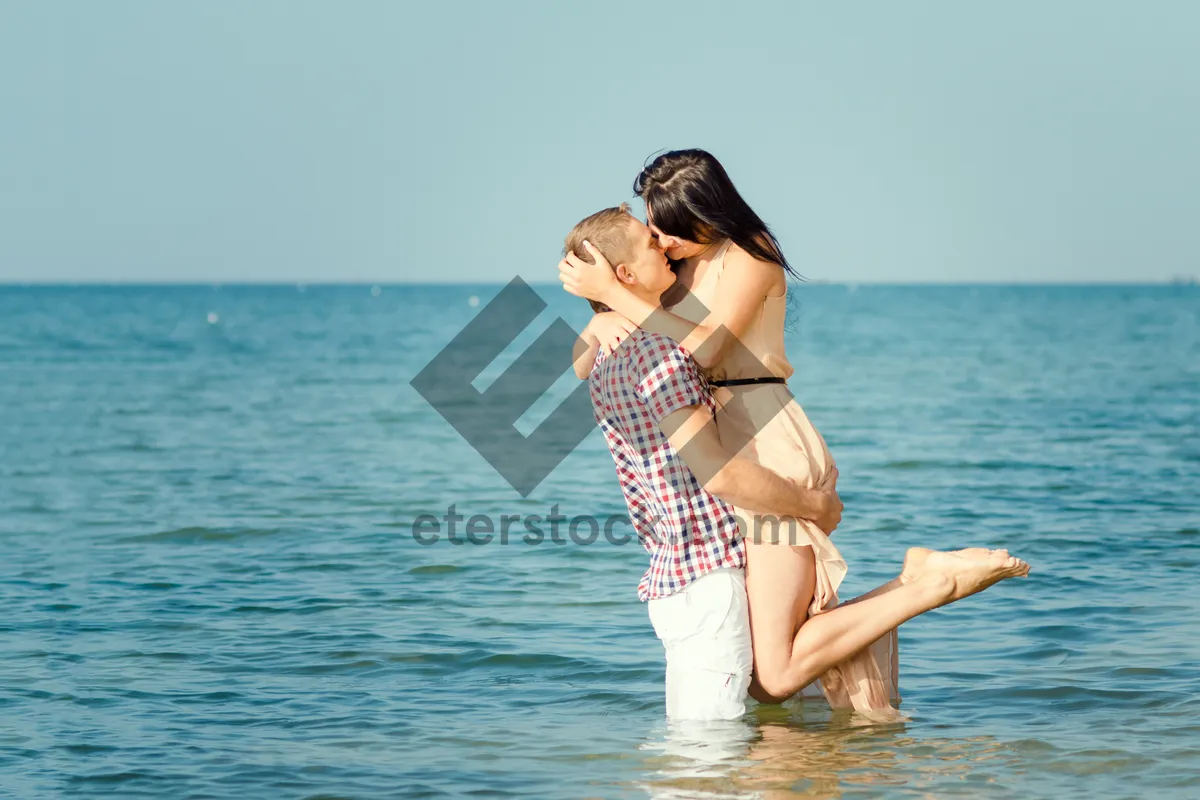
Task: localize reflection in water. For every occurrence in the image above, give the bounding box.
[638,702,1017,799]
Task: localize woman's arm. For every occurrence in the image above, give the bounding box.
[570,312,638,379]
[560,243,783,370]
[571,323,601,379]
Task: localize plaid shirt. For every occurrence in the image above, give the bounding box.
[589,331,746,601]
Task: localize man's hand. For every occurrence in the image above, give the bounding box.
[811,465,843,535]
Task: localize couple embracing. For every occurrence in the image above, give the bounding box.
[557,150,1029,720]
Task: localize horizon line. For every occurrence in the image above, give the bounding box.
[1,279,1196,288]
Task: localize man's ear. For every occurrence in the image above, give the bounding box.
[614,264,637,286]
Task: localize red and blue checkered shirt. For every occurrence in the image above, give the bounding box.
[589,331,746,601]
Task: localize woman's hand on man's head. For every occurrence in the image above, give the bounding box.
[559,241,620,304]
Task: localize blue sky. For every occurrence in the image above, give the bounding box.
[1,2,1197,283]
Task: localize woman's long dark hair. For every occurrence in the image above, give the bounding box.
[634,149,799,278]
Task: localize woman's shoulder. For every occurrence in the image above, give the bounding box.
[723,241,787,298]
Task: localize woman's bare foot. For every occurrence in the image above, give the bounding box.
[901,547,1010,578]
[952,547,998,560]
[900,546,1030,608]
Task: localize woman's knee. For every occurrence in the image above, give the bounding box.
[752,658,798,701]
[748,676,785,705]
[753,646,826,701]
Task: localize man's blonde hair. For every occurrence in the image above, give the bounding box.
[563,203,636,313]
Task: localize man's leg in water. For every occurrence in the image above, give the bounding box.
[647,569,755,721]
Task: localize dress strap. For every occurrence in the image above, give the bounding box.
[695,239,733,297]
[712,239,733,271]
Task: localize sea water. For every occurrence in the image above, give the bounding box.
[0,284,1197,798]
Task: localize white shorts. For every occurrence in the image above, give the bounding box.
[646,568,753,721]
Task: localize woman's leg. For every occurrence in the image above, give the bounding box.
[743,541,817,703]
[751,547,1029,701]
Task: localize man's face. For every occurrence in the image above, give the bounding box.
[620,218,675,295]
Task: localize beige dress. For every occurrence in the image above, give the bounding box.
[669,239,900,711]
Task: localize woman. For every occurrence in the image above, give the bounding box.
[560,149,898,709]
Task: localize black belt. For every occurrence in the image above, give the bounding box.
[707,376,787,388]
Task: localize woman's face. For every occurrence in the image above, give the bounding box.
[645,203,707,261]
